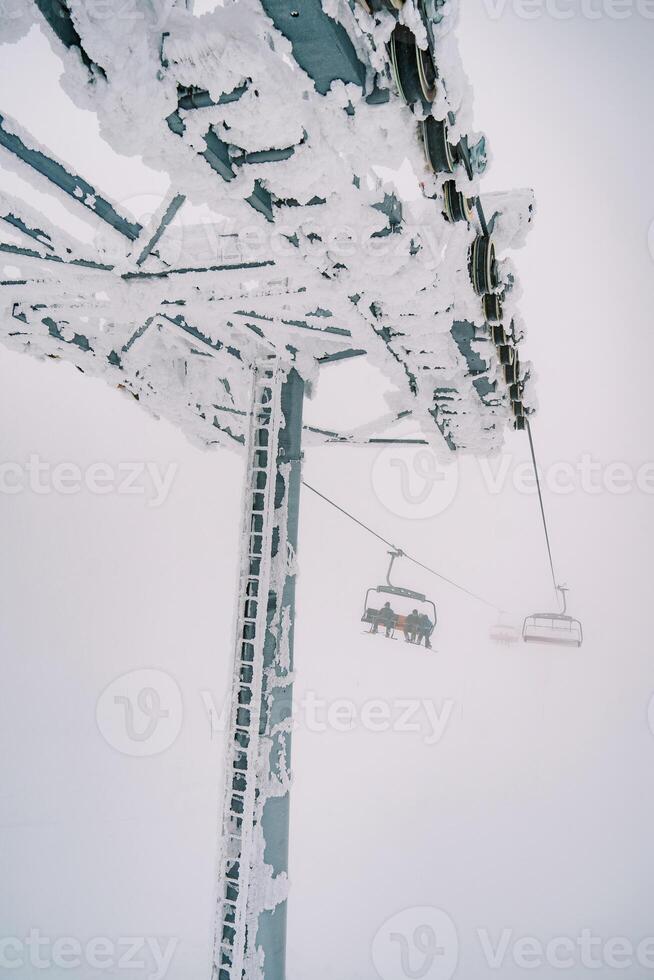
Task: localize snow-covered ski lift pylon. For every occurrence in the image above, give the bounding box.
[214,360,304,980]
[0,0,538,977]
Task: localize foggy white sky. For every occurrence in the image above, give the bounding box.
[1,4,653,979]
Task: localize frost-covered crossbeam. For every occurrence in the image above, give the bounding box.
[0,0,535,454]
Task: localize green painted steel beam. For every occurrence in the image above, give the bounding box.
[316,348,366,364]
[234,309,352,338]
[259,0,366,94]
[2,212,54,250]
[200,129,275,219]
[247,183,274,221]
[121,258,275,281]
[43,314,92,352]
[33,0,102,73]
[0,240,114,271]
[0,113,141,240]
[176,83,249,111]
[232,145,297,166]
[201,127,235,182]
[122,316,154,353]
[166,108,274,221]
[450,319,500,407]
[9,304,122,368]
[450,320,487,375]
[135,193,186,266]
[160,313,243,360]
[303,423,427,445]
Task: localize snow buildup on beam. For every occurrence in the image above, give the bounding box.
[0,187,105,266]
[0,0,535,456]
[0,0,39,46]
[245,455,296,976]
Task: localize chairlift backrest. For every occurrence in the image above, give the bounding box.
[522,611,583,647]
[377,584,426,602]
[490,622,520,644]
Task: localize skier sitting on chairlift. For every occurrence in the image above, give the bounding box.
[372,601,395,637]
[416,612,433,649]
[404,609,420,643]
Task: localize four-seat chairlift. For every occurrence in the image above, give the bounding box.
[489,613,521,646]
[523,585,583,648]
[362,549,437,642]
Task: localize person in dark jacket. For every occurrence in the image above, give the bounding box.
[372,601,395,637]
[404,609,420,643]
[416,612,433,648]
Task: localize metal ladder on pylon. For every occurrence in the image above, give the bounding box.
[214,362,284,980]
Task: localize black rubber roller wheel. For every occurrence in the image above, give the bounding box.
[483,292,503,323]
[416,43,437,101]
[469,234,498,295]
[491,323,506,345]
[422,117,455,174]
[389,25,425,105]
[443,180,473,223]
[498,343,514,366]
[514,415,526,431]
[504,355,520,384]
[512,400,524,417]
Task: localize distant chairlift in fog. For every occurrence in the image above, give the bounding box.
[362,549,437,645]
[489,613,521,646]
[522,586,583,648]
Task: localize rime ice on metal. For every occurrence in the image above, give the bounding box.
[0,1,536,977]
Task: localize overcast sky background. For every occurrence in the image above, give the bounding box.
[1,2,653,978]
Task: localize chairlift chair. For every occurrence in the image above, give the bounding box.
[362,549,437,642]
[522,586,583,648]
[489,614,520,646]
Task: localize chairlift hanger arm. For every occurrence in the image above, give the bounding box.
[386,548,404,587]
